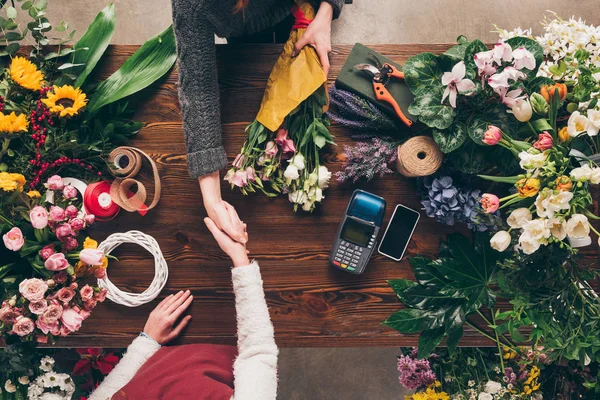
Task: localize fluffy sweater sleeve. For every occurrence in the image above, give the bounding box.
[88,335,162,400]
[171,0,228,178]
[231,261,278,400]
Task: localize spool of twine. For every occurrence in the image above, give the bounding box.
[396,136,443,178]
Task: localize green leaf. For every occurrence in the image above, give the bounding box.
[388,279,417,296]
[87,25,177,113]
[408,89,455,130]
[505,36,544,74]
[463,39,488,79]
[448,140,489,174]
[315,134,326,148]
[55,3,116,88]
[403,52,443,96]
[444,39,470,61]
[5,42,19,56]
[410,256,451,289]
[383,309,436,334]
[527,76,555,94]
[6,6,17,19]
[4,31,21,41]
[417,327,445,358]
[21,1,32,10]
[432,121,467,153]
[446,325,463,356]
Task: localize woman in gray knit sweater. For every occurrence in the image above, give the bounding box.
[172,0,344,243]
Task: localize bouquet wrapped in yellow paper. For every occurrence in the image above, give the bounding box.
[226,2,334,212]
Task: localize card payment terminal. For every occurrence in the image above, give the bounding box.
[329,190,386,274]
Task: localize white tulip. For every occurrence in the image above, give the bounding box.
[317,165,332,189]
[567,111,590,137]
[507,208,532,228]
[549,218,567,240]
[484,380,502,394]
[510,98,533,122]
[587,109,600,136]
[519,234,541,255]
[490,231,511,252]
[566,214,590,238]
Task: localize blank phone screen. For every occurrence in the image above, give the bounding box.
[378,205,419,260]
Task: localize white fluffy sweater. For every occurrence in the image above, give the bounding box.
[89,261,278,400]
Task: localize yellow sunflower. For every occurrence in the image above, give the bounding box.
[0,112,28,136]
[0,172,26,192]
[10,56,45,91]
[42,85,88,117]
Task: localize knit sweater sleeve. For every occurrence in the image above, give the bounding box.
[322,0,344,19]
[88,335,161,400]
[231,261,279,400]
[172,0,228,178]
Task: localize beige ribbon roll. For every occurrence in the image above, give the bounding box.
[396,136,443,178]
[107,146,161,213]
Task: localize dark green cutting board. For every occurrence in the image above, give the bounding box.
[335,43,416,123]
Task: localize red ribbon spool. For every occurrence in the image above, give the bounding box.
[84,181,121,222]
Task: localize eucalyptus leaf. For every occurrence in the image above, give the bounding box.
[6,6,17,19]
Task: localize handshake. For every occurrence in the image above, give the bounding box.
[204,198,250,269]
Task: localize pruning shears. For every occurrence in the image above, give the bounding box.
[354,55,413,127]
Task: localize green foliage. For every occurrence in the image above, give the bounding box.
[432,121,467,153]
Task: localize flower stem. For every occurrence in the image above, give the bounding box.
[465,320,519,353]
[491,310,505,374]
[527,121,538,136]
[0,138,10,160]
[499,192,519,202]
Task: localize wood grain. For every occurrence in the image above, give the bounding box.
[34,44,598,348]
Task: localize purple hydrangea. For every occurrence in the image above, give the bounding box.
[397,354,437,390]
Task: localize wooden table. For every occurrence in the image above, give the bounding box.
[55,44,591,348]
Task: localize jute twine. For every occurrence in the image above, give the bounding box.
[396,136,443,177]
[107,146,161,212]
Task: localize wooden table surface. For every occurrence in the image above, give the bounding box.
[52,43,597,348]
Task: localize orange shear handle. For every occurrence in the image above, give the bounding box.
[373,82,412,127]
[384,63,405,80]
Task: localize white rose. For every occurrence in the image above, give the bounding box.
[522,219,551,241]
[586,109,600,136]
[507,208,532,228]
[283,164,300,182]
[288,190,307,205]
[291,153,305,170]
[566,214,590,239]
[4,379,16,393]
[484,380,503,394]
[17,376,29,385]
[549,218,567,240]
[567,111,590,137]
[317,165,332,189]
[490,231,511,252]
[591,167,600,184]
[478,393,493,400]
[519,234,541,255]
[570,164,593,182]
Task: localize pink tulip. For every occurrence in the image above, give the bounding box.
[480,193,500,213]
[44,253,70,271]
[79,248,104,266]
[533,131,553,151]
[30,206,49,229]
[63,237,78,251]
[3,227,24,251]
[483,125,502,145]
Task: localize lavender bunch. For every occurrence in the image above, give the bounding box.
[335,135,397,183]
[327,86,398,132]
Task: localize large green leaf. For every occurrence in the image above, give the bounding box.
[410,256,451,289]
[417,327,445,358]
[87,25,177,113]
[383,308,444,334]
[408,89,455,130]
[443,36,470,61]
[505,36,544,75]
[56,3,116,87]
[446,326,463,356]
[432,121,467,153]
[448,140,489,174]
[403,52,443,96]
[463,39,488,79]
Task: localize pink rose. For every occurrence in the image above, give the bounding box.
[265,141,278,157]
[533,131,553,151]
[36,334,48,343]
[40,245,55,261]
[80,285,94,301]
[63,237,78,251]
[65,205,79,219]
[83,298,97,311]
[483,125,502,146]
[59,325,72,337]
[45,175,64,191]
[84,214,95,225]
[49,206,65,222]
[54,223,73,240]
[69,282,78,290]
[36,317,60,335]
[232,153,246,169]
[95,288,108,302]
[30,206,49,229]
[94,268,107,279]
[62,185,77,199]
[53,271,68,284]
[28,300,48,315]
[61,308,84,332]
[79,307,92,319]
[56,287,75,304]
[44,253,70,271]
[69,218,85,231]
[0,306,21,324]
[480,193,500,213]
[41,303,63,324]
[11,316,35,337]
[3,227,24,251]
[19,278,49,302]
[80,248,104,266]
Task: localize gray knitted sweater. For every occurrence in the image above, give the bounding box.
[171,0,344,178]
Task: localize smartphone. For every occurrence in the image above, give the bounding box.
[377,204,420,261]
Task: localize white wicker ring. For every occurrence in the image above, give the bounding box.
[97,230,169,307]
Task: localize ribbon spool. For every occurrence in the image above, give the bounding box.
[396,136,444,178]
[84,181,121,221]
[108,147,161,213]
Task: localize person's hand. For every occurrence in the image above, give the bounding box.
[199,171,247,244]
[205,212,250,268]
[143,290,193,345]
[293,2,334,76]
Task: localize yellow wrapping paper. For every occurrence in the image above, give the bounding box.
[256,2,328,132]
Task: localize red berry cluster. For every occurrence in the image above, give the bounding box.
[0,96,5,113]
[29,95,53,148]
[29,156,103,188]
